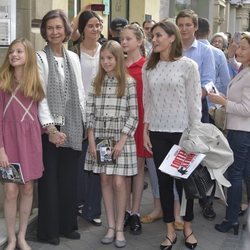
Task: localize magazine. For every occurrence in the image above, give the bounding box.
[0,163,25,184]
[159,145,206,179]
[95,138,116,165]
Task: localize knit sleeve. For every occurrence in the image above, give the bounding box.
[186,60,202,126]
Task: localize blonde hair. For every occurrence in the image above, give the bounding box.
[94,40,128,97]
[0,38,44,101]
[122,24,146,57]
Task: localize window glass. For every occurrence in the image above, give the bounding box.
[169,0,198,18]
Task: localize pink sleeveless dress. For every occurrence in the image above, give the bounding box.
[0,88,44,182]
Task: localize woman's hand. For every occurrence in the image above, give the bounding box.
[0,147,9,167]
[227,41,239,58]
[87,128,96,158]
[143,124,153,154]
[207,92,227,106]
[48,131,67,147]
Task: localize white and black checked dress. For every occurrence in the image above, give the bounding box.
[84,75,138,176]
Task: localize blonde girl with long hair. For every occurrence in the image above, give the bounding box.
[120,24,163,234]
[85,40,138,248]
[0,38,44,250]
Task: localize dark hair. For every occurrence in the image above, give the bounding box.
[225,32,232,40]
[142,19,156,28]
[176,9,198,27]
[40,9,72,43]
[195,17,210,38]
[78,10,100,35]
[146,21,183,70]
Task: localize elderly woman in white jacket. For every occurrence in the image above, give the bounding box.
[208,33,250,235]
[36,9,86,245]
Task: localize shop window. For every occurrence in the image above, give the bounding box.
[169,0,199,18]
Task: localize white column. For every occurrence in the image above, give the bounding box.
[159,0,170,21]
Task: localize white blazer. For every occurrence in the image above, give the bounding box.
[226,66,250,132]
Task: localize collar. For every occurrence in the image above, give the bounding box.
[184,38,198,51]
[198,39,210,46]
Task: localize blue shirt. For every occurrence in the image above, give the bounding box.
[183,39,216,87]
[199,39,230,95]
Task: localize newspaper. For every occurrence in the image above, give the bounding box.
[159,145,206,179]
[0,163,25,184]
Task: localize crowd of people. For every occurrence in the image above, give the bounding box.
[0,5,249,250]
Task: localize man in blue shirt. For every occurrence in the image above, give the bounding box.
[176,9,216,123]
[176,9,217,221]
[195,17,230,98]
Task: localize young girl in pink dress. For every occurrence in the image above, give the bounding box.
[0,38,44,250]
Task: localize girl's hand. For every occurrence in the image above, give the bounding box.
[88,139,97,159]
[143,132,153,154]
[87,128,96,158]
[143,124,153,154]
[0,147,9,167]
[113,134,127,159]
[207,92,227,106]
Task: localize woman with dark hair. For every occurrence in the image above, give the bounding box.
[36,9,86,245]
[143,20,201,250]
[71,8,107,46]
[70,10,103,227]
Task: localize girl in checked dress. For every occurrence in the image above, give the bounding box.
[85,40,138,248]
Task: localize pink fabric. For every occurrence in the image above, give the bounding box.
[0,88,44,182]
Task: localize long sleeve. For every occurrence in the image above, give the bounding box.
[142,64,151,124]
[226,71,250,117]
[185,61,202,125]
[121,79,138,136]
[36,51,55,127]
[184,40,216,88]
[199,45,216,87]
[216,51,231,95]
[85,81,96,129]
